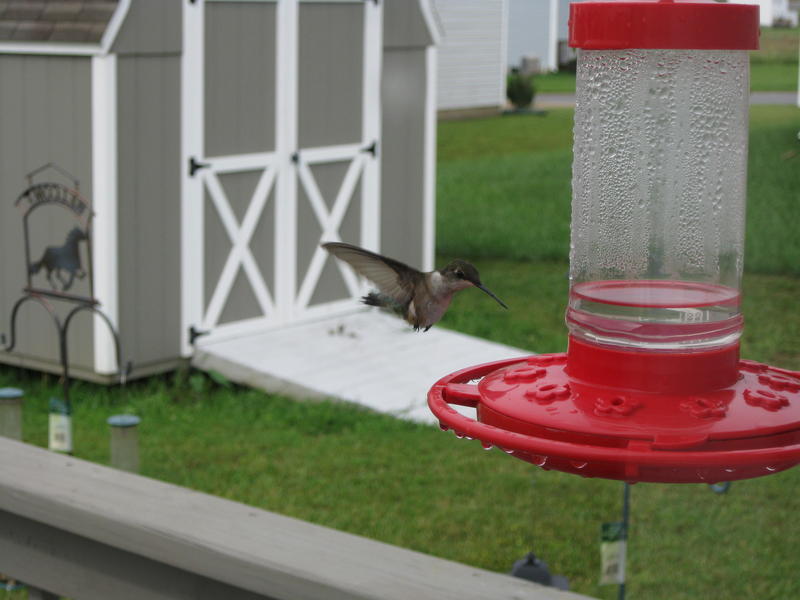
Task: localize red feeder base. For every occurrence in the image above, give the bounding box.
[428,338,800,484]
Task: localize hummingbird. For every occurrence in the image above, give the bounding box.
[322,242,508,332]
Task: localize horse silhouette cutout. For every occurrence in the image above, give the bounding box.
[29,227,89,292]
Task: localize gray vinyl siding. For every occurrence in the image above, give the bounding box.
[111,0,182,56]
[204,1,276,157]
[433,0,507,111]
[379,48,427,270]
[0,55,95,372]
[297,2,364,149]
[116,54,181,371]
[384,0,435,48]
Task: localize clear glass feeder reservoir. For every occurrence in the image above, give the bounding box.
[567,46,749,352]
[428,0,800,485]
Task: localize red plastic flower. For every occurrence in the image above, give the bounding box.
[525,383,571,404]
[503,366,547,383]
[758,373,800,394]
[680,397,727,419]
[594,395,641,417]
[744,388,790,412]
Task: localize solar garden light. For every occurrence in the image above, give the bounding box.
[428,0,800,485]
[0,387,23,441]
[107,414,141,473]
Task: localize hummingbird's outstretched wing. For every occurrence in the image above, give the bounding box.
[322,242,420,306]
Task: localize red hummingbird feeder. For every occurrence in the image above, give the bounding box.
[428,0,800,484]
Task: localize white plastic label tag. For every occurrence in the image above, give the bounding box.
[600,522,626,585]
[49,413,73,453]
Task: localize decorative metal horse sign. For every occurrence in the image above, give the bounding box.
[29,227,89,292]
[14,163,95,303]
[2,163,130,414]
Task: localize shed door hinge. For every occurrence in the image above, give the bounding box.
[362,140,378,158]
[189,156,210,177]
[188,325,210,345]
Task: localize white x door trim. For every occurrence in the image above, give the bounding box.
[295,150,366,311]
[202,159,277,329]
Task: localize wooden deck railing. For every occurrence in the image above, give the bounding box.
[0,436,592,600]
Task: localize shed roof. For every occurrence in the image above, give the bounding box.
[0,1,118,44]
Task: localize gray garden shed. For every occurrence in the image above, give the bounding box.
[0,0,524,419]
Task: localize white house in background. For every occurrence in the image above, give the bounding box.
[730,0,799,26]
[507,0,559,72]
[432,0,508,115]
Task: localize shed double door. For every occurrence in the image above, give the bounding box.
[182,0,381,351]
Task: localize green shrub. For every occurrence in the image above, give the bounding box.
[506,69,536,109]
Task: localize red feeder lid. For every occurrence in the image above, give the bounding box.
[569,0,760,50]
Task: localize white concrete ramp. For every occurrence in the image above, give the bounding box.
[192,310,529,423]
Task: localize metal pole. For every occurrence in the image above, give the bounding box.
[619,482,631,600]
[107,414,141,473]
[0,387,23,440]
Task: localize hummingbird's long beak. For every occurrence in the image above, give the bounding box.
[475,283,508,309]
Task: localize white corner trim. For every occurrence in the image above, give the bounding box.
[422,45,437,272]
[361,0,382,254]
[547,0,559,72]
[100,0,132,54]
[91,54,119,375]
[181,0,206,356]
[418,0,442,46]
[275,0,299,325]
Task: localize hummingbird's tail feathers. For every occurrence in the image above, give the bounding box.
[361,291,408,318]
[362,292,384,307]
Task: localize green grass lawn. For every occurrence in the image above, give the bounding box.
[535,27,799,94]
[438,106,800,278]
[533,70,578,94]
[2,101,799,600]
